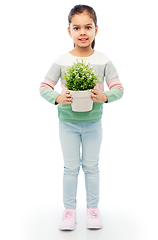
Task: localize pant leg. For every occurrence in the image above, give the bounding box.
[59,122,81,209]
[82,121,102,208]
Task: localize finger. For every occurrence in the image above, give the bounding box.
[66,97,73,103]
[66,95,73,101]
[65,93,71,98]
[64,100,71,104]
[93,89,98,95]
[92,95,97,102]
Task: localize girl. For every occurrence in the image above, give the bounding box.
[40,4,124,230]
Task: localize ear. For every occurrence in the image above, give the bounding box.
[95,25,98,37]
[67,27,72,38]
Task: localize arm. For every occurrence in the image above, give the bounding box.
[91,61,124,103]
[40,62,61,105]
[104,61,124,103]
[103,77,124,103]
[40,78,60,105]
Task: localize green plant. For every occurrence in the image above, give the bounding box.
[62,59,101,91]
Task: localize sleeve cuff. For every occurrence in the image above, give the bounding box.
[41,87,60,105]
[103,88,123,103]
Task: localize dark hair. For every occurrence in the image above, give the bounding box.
[68,5,97,49]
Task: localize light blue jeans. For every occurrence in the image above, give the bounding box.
[59,120,102,209]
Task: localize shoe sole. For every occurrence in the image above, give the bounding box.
[59,227,75,231]
[87,226,102,229]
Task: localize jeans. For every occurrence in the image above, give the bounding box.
[59,120,102,209]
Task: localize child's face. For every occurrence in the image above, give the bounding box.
[68,12,98,49]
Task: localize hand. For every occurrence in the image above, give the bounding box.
[56,91,73,104]
[91,89,108,103]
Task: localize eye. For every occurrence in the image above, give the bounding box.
[74,27,79,30]
[86,26,92,30]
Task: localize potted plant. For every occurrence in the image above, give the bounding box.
[62,59,101,112]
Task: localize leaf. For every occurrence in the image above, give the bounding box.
[62,59,101,91]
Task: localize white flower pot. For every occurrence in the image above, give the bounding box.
[70,90,93,112]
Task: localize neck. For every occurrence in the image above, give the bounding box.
[69,46,94,57]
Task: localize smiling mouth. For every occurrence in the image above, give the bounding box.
[79,38,88,42]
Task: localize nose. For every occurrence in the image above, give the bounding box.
[80,28,86,35]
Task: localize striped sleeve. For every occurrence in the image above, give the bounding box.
[104,61,124,103]
[39,62,61,105]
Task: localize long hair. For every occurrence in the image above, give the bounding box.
[68,5,97,49]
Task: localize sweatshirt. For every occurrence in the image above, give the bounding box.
[40,51,124,123]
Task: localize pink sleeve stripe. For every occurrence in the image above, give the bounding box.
[106,78,124,92]
[39,78,56,93]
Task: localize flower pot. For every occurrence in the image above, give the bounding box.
[70,90,93,112]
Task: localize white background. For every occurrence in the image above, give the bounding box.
[0,0,158,239]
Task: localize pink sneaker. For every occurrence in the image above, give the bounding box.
[59,209,76,230]
[87,208,102,229]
